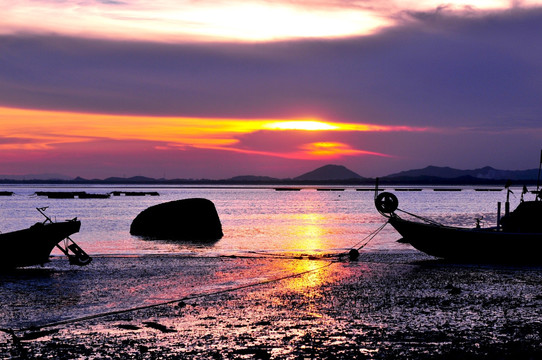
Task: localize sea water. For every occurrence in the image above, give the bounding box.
[0,184,535,331]
[0,184,517,258]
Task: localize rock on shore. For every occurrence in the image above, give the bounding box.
[130,198,223,241]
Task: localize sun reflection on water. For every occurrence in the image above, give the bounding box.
[288,213,326,252]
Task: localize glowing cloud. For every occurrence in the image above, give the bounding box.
[298,142,389,159]
[263,121,340,131]
[262,120,429,133]
[0,107,427,165]
[2,0,538,42]
[0,1,390,42]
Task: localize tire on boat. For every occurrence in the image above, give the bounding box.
[375,192,399,214]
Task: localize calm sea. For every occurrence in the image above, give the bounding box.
[0,184,517,258]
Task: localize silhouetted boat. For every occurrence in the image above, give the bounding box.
[0,208,92,268]
[111,191,159,196]
[374,152,542,263]
[35,191,87,198]
[78,193,110,199]
[376,191,542,263]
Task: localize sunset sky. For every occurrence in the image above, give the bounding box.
[1,0,542,179]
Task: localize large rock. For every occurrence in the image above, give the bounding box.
[130,198,223,241]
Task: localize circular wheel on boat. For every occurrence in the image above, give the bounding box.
[375,192,399,214]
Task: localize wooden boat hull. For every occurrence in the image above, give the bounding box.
[0,220,81,268]
[389,216,542,263]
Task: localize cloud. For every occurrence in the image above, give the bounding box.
[0,0,390,41]
[0,136,38,146]
[0,137,323,179]
[2,7,542,132]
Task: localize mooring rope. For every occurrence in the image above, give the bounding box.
[350,220,389,251]
[396,208,443,226]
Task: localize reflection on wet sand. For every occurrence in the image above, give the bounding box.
[0,254,336,331]
[0,268,84,328]
[4,253,542,358]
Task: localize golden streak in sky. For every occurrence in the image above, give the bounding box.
[262,121,340,131]
[299,142,386,159]
[0,107,419,159]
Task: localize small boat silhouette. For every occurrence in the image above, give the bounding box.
[374,151,542,263]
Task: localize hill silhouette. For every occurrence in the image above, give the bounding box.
[1,164,540,184]
[294,165,364,181]
[386,166,538,181]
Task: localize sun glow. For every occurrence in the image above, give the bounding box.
[263,120,427,133]
[0,107,420,162]
[2,0,532,42]
[0,1,390,42]
[299,142,376,158]
[263,121,340,131]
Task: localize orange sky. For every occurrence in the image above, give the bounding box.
[0,107,429,168]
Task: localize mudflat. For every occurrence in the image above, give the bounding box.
[2,252,542,359]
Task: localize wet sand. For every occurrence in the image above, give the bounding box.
[2,252,542,359]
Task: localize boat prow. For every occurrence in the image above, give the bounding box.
[0,208,91,269]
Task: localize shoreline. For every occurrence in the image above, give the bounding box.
[2,253,542,358]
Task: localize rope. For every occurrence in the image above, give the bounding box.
[396,208,443,226]
[350,220,389,251]
[1,260,333,336]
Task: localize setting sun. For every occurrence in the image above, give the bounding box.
[262,121,340,131]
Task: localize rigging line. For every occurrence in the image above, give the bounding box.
[6,261,334,334]
[61,253,332,260]
[350,220,388,250]
[242,251,342,260]
[396,209,443,226]
[242,251,317,259]
[356,222,387,251]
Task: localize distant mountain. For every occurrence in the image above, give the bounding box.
[295,165,364,181]
[0,173,72,180]
[385,166,539,181]
[102,176,158,183]
[228,175,279,182]
[2,164,540,185]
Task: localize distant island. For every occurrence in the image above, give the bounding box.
[0,164,539,185]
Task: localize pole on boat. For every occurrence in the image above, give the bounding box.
[36,207,92,266]
[504,180,512,216]
[497,202,501,229]
[37,206,51,223]
[537,149,542,200]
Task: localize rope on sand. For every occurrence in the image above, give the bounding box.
[345,220,389,261]
[241,219,388,262]
[0,260,334,339]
